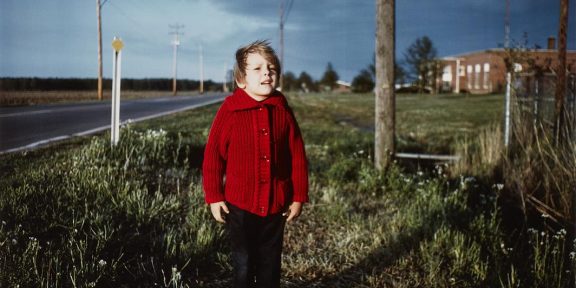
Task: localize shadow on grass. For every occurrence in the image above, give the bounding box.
[284,226,437,288]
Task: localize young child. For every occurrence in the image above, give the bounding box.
[202,40,309,288]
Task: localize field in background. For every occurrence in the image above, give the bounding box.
[296,92,504,154]
[1,92,572,287]
[0,90,200,106]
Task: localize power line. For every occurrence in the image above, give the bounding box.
[108,1,156,40]
[284,0,295,24]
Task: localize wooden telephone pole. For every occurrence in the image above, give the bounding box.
[278,0,293,91]
[170,24,184,96]
[279,0,285,91]
[375,0,396,170]
[554,0,569,145]
[96,0,108,101]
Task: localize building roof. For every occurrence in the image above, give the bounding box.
[442,48,576,60]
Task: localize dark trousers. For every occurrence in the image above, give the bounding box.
[227,204,286,288]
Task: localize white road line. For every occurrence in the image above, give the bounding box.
[0,109,55,118]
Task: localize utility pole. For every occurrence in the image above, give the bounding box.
[505,0,510,49]
[96,0,109,101]
[278,0,293,91]
[555,1,573,271]
[375,0,396,170]
[170,24,184,96]
[279,0,285,91]
[554,0,569,145]
[223,62,229,93]
[199,44,204,94]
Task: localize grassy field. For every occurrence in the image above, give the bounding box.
[0,90,201,106]
[297,92,504,154]
[1,92,573,287]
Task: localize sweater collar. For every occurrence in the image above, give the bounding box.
[226,88,288,111]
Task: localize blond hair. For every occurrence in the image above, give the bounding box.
[234,40,281,88]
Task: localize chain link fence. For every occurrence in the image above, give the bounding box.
[514,72,576,140]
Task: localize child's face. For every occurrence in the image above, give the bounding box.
[239,52,277,100]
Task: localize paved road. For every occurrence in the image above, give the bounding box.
[0,93,226,153]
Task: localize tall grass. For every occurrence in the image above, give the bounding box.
[452,105,576,287]
[453,123,504,177]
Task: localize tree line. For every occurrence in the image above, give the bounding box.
[2,36,437,94]
[0,78,220,92]
[283,35,438,94]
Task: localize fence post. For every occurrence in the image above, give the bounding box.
[504,72,511,147]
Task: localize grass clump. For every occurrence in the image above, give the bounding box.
[0,124,225,287]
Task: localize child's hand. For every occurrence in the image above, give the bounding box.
[210,201,229,223]
[283,202,303,222]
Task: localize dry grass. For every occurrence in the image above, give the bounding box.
[453,123,504,176]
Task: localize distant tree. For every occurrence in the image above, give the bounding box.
[282,71,298,91]
[368,56,408,86]
[404,36,438,93]
[351,69,374,93]
[298,71,316,93]
[320,62,339,91]
[395,64,407,85]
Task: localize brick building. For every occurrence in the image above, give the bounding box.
[440,37,576,94]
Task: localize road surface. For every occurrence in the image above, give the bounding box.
[0,93,225,153]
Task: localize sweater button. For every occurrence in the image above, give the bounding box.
[261,128,268,135]
[260,207,265,213]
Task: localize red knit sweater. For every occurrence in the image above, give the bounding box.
[202,88,309,216]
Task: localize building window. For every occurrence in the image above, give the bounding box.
[474,64,481,89]
[442,65,452,92]
[483,63,490,89]
[467,65,473,89]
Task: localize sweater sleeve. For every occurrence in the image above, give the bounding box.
[202,103,230,204]
[288,109,309,203]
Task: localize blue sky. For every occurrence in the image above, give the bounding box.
[0,0,572,82]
